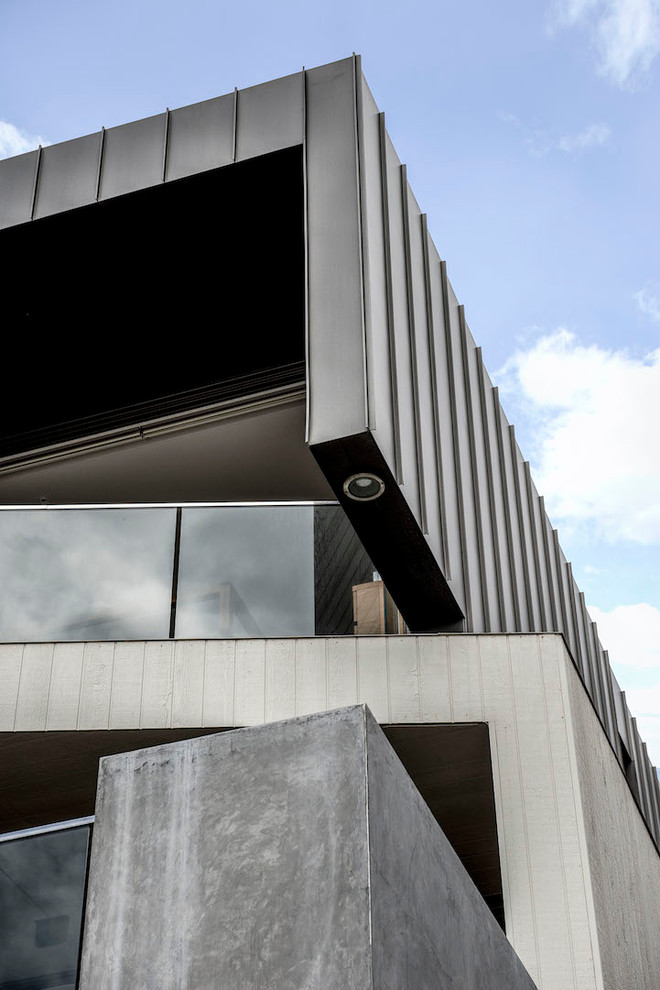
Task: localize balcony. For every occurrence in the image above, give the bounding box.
[0,502,401,643]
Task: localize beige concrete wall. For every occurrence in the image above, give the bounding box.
[566,659,660,989]
[2,633,650,989]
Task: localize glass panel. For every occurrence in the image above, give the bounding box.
[176,506,316,637]
[0,824,90,990]
[0,509,175,641]
[314,505,375,635]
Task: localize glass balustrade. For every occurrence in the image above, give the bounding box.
[0,821,91,990]
[0,503,379,642]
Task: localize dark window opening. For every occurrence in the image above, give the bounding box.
[0,146,304,458]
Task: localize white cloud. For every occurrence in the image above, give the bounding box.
[556,122,611,151]
[501,112,612,156]
[588,602,660,763]
[496,330,660,543]
[589,602,660,667]
[0,120,49,160]
[597,0,660,84]
[554,0,601,26]
[550,0,660,87]
[634,282,660,321]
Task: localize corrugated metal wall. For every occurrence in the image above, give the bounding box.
[343,58,660,842]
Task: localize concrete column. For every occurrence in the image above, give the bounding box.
[79,705,536,989]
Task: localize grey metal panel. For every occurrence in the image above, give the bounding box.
[592,634,617,751]
[0,149,39,228]
[509,430,536,632]
[305,58,367,445]
[586,614,607,731]
[504,426,533,631]
[378,131,423,525]
[631,716,653,826]
[458,311,494,631]
[579,593,599,706]
[377,115,402,482]
[540,501,559,631]
[565,565,586,684]
[367,135,421,522]
[524,464,549,631]
[553,534,577,658]
[421,220,450,573]
[642,740,660,842]
[356,78,397,475]
[427,239,464,591]
[235,71,303,162]
[403,179,440,540]
[33,132,102,219]
[475,353,507,630]
[613,674,631,752]
[444,278,483,629]
[648,749,660,840]
[602,651,623,760]
[493,390,523,630]
[98,112,167,201]
[165,94,234,181]
[400,174,429,534]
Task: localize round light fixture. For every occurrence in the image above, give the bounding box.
[343,473,385,502]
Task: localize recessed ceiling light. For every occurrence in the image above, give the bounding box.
[343,473,385,502]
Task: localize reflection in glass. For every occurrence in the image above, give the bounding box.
[314,505,374,635]
[0,509,176,641]
[0,824,90,990]
[0,503,379,642]
[176,506,316,637]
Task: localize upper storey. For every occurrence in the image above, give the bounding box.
[1,58,658,846]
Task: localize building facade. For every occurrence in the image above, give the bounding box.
[0,56,658,989]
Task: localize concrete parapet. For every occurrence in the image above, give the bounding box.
[79,704,535,989]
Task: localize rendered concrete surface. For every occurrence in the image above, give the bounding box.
[79,705,536,990]
[365,710,536,990]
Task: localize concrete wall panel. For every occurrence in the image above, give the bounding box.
[79,705,536,989]
[567,657,660,990]
[79,708,373,990]
[6,632,639,990]
[365,708,537,989]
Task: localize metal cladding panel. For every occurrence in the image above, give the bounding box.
[445,284,486,630]
[461,324,501,632]
[165,94,234,181]
[33,132,102,219]
[235,71,303,162]
[345,68,659,827]
[403,182,439,547]
[305,58,368,444]
[426,236,463,591]
[380,132,424,525]
[98,112,167,200]
[0,149,39,228]
[356,76,396,474]
[477,359,512,630]
[526,470,552,631]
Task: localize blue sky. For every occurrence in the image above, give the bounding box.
[1,0,659,753]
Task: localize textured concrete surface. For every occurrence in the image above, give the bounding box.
[9,634,608,989]
[79,704,536,989]
[365,708,536,989]
[567,661,660,989]
[79,707,371,989]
